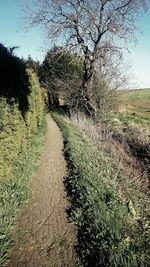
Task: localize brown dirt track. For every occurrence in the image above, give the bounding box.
[7,114,76,267]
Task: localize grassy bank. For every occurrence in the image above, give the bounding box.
[52,112,150,267]
[121,88,150,121]
[93,89,150,170]
[0,116,46,266]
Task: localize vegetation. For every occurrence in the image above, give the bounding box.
[97,89,150,171]
[40,47,84,110]
[25,68,46,136]
[52,112,150,267]
[1,20,150,266]
[40,47,120,113]
[23,0,148,114]
[0,43,29,114]
[121,88,150,121]
[0,99,27,178]
[0,117,46,266]
[0,44,47,266]
[0,68,46,179]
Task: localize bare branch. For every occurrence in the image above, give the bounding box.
[21,0,149,113]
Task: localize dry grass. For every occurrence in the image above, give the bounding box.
[69,112,150,213]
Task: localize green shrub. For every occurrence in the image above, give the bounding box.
[52,112,150,267]
[25,68,45,136]
[0,66,46,265]
[0,99,27,178]
[0,69,46,179]
[0,43,29,114]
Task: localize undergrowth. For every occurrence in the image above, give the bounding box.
[52,112,150,267]
[0,116,46,266]
[97,111,150,181]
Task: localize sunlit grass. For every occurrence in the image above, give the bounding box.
[52,112,150,267]
[121,88,150,121]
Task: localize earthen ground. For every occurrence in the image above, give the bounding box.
[7,114,76,267]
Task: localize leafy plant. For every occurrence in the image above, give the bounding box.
[0,98,27,178]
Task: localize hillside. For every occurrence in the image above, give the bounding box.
[121,88,150,121]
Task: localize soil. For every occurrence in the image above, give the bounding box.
[7,114,76,267]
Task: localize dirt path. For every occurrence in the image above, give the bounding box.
[7,114,76,267]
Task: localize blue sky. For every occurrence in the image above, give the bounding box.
[0,0,45,60]
[0,0,150,88]
[125,10,150,88]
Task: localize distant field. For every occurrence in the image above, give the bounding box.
[121,88,150,121]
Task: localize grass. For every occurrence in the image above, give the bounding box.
[97,89,150,178]
[52,112,150,267]
[121,88,150,121]
[0,115,46,266]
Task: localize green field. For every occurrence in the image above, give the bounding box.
[122,88,150,121]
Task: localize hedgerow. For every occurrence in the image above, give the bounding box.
[52,112,150,267]
[25,68,45,136]
[0,67,47,265]
[0,68,46,179]
[0,99,27,178]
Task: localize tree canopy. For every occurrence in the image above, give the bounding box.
[23,0,148,114]
[40,47,84,110]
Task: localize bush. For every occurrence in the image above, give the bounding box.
[0,99,27,178]
[0,68,46,179]
[0,53,47,265]
[25,68,45,136]
[0,43,29,114]
[39,47,84,111]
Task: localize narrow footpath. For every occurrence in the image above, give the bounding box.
[7,114,76,267]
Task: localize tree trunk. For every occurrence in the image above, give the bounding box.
[81,56,96,116]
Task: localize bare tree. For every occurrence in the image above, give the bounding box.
[22,0,148,114]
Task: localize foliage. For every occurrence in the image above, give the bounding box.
[0,43,29,114]
[0,46,47,266]
[25,55,40,74]
[52,112,150,267]
[25,68,45,136]
[0,117,46,266]
[91,75,121,112]
[0,99,27,178]
[40,47,84,110]
[0,68,46,179]
[23,0,148,113]
[40,47,120,112]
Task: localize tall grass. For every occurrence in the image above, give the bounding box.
[53,112,150,267]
